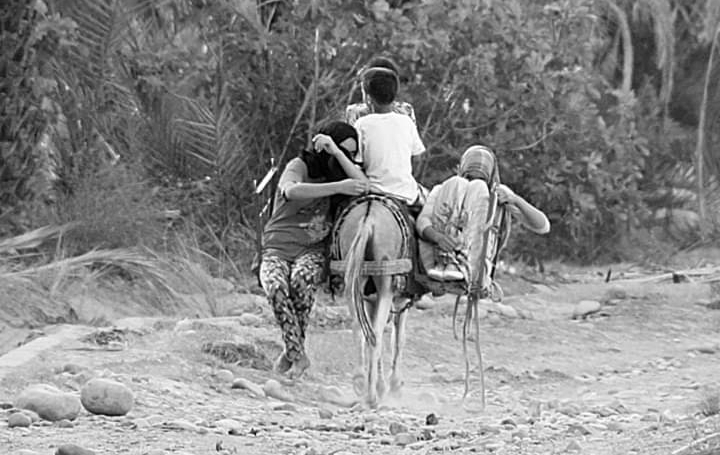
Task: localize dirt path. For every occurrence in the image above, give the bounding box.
[2,275,720,455]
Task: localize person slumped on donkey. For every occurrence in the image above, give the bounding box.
[352,64,426,210]
[417,145,550,282]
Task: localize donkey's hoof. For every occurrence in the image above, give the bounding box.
[376,379,388,399]
[389,377,404,394]
[352,373,365,397]
[365,395,380,409]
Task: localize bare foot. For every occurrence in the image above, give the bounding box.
[286,353,310,379]
[274,351,292,374]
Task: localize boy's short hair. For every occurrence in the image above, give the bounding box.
[363,69,398,105]
[367,56,400,77]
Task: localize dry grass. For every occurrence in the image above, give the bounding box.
[700,389,720,418]
[0,224,227,322]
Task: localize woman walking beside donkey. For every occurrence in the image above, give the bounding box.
[259,122,369,379]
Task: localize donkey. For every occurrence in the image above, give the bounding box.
[331,195,415,407]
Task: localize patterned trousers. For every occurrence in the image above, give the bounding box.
[259,251,325,362]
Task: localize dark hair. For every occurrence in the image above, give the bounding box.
[299,121,357,181]
[363,70,398,105]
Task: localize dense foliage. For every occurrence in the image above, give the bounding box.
[1,0,719,269]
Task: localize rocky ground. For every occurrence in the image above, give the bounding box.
[1,263,720,455]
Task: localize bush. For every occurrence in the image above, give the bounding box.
[34,163,166,255]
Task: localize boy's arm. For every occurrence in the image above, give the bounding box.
[497,184,550,234]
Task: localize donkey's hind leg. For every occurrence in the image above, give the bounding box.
[389,296,410,394]
[351,278,369,396]
[366,275,393,407]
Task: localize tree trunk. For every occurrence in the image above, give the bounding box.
[695,23,720,230]
[605,0,634,94]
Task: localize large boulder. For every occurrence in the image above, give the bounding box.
[80,378,134,416]
[14,384,82,421]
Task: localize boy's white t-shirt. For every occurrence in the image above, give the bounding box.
[354,112,426,204]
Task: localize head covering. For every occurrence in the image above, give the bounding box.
[300,121,358,181]
[459,145,500,186]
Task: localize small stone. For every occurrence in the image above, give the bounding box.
[478,424,502,435]
[133,418,151,428]
[394,432,417,446]
[17,409,40,422]
[166,419,202,433]
[672,272,690,283]
[238,313,263,326]
[146,414,164,426]
[606,421,626,432]
[318,408,333,419]
[231,378,266,398]
[566,440,582,452]
[425,413,439,425]
[272,403,297,412]
[696,345,717,354]
[215,369,235,383]
[494,302,518,318]
[15,384,82,421]
[573,300,601,319]
[484,441,505,451]
[57,419,74,428]
[389,421,408,435]
[318,385,357,408]
[215,418,243,432]
[62,364,83,375]
[8,412,32,428]
[292,439,311,448]
[174,319,197,332]
[263,379,294,402]
[55,444,96,455]
[407,441,429,450]
[500,417,516,427]
[80,378,134,416]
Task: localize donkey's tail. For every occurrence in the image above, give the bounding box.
[344,212,376,347]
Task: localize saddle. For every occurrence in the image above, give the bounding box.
[329,194,426,298]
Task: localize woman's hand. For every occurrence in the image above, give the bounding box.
[424,227,461,253]
[435,233,461,253]
[312,134,341,157]
[497,184,518,205]
[337,179,369,196]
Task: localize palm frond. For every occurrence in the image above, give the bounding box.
[632,0,675,108]
[171,89,250,181]
[58,0,158,83]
